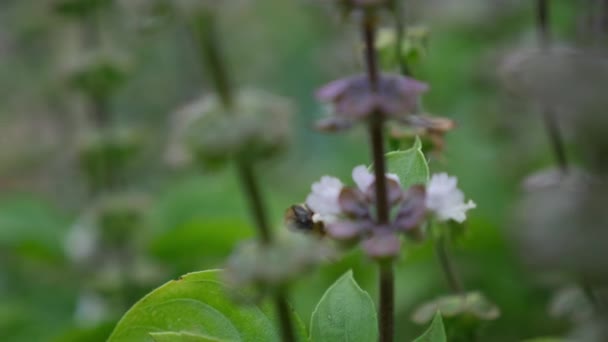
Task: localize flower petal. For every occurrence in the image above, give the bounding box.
[325,220,372,241]
[306,176,344,219]
[352,165,375,193]
[362,230,402,259]
[394,185,427,231]
[426,173,475,223]
[338,187,370,218]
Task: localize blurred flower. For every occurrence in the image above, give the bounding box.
[412,291,500,325]
[315,74,428,132]
[168,89,293,169]
[74,291,109,325]
[65,218,98,263]
[426,173,475,223]
[64,49,131,99]
[225,235,333,291]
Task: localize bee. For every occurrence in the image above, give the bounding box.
[284,204,325,236]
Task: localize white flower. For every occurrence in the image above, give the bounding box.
[426,173,476,223]
[306,166,402,223]
[306,176,344,223]
[352,165,400,192]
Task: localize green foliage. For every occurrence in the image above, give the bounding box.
[413,312,446,342]
[0,197,69,258]
[377,26,430,71]
[78,128,142,191]
[108,270,306,342]
[309,270,378,342]
[386,137,430,189]
[149,331,223,342]
[53,0,113,17]
[52,322,115,342]
[67,52,130,99]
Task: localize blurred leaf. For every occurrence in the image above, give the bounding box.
[108,269,306,342]
[0,197,69,258]
[52,322,115,342]
[412,291,500,325]
[521,339,565,342]
[310,270,377,342]
[149,218,252,271]
[53,0,112,17]
[386,137,429,189]
[150,331,224,342]
[413,311,446,342]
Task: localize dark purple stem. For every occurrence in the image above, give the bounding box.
[362,11,394,342]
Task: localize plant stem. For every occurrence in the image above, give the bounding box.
[273,289,297,342]
[435,234,463,294]
[536,0,569,172]
[536,0,606,315]
[362,11,394,342]
[195,13,295,341]
[236,161,272,244]
[537,0,551,48]
[378,263,395,342]
[541,108,568,171]
[193,13,233,109]
[391,0,411,76]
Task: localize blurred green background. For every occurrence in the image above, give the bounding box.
[0,0,588,341]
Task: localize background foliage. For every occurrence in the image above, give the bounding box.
[0,0,588,340]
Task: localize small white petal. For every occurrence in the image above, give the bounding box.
[352,165,401,192]
[426,173,475,223]
[352,165,374,192]
[306,176,344,221]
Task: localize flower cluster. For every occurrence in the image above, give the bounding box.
[303,166,475,259]
[315,74,428,132]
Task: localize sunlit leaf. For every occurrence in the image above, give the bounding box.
[385,137,429,189]
[310,270,377,342]
[149,331,224,342]
[108,270,306,342]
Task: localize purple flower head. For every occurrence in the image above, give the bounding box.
[302,165,428,260]
[315,74,428,132]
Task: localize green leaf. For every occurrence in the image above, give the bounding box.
[385,137,429,189]
[413,312,446,342]
[108,270,306,342]
[149,331,224,342]
[310,270,378,342]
